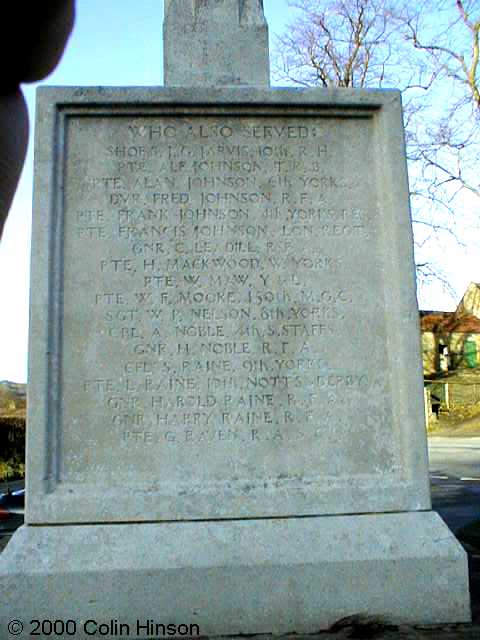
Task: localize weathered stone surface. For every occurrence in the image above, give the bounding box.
[0,79,470,629]
[0,512,471,635]
[24,87,430,525]
[163,0,270,86]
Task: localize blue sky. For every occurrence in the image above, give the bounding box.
[0,0,478,382]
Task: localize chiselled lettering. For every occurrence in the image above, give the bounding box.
[61,110,392,490]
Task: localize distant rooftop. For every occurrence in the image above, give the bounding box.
[419,310,452,318]
[421,313,480,334]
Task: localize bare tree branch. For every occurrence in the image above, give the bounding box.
[273,0,480,296]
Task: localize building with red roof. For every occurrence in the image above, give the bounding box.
[421,283,480,376]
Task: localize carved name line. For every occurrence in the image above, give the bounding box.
[105,142,290,162]
[97,304,343,325]
[83,373,377,397]
[95,293,350,319]
[98,255,348,278]
[121,426,312,446]
[119,416,389,447]
[104,387,359,413]
[77,205,370,229]
[83,174,355,194]
[109,403,388,432]
[108,356,330,377]
[106,159,340,178]
[126,328,331,357]
[77,225,369,243]
[111,401,391,430]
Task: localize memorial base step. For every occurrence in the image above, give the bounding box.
[0,511,470,637]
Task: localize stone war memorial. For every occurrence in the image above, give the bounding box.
[0,0,471,635]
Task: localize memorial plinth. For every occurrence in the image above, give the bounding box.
[0,86,470,634]
[27,90,432,523]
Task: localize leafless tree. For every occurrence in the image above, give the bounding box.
[275,0,405,88]
[401,0,479,294]
[402,0,479,195]
[274,0,479,300]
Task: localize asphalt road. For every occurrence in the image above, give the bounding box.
[428,437,480,534]
[0,479,24,494]
[0,480,25,544]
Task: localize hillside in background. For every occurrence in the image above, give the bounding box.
[0,380,26,416]
[0,381,26,481]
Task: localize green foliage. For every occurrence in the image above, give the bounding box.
[0,460,25,482]
[0,415,26,482]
